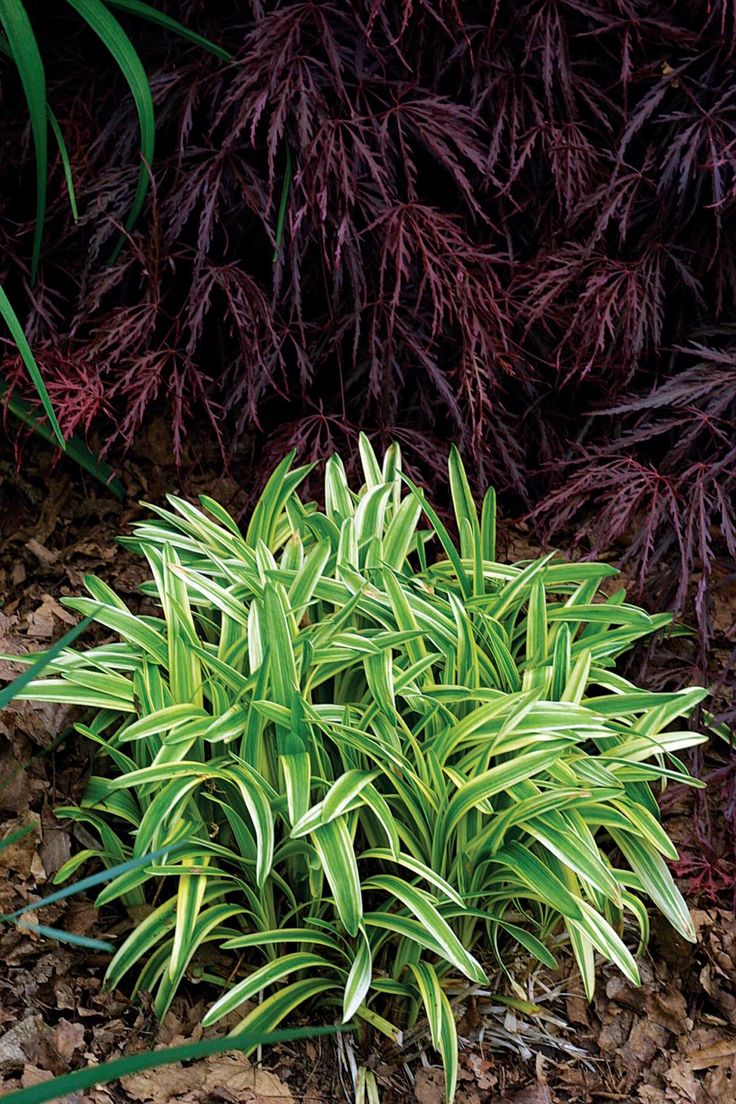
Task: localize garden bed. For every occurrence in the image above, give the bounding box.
[1,440,735,1104]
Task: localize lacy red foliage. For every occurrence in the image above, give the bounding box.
[1,0,735,660]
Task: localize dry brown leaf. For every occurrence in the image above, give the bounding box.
[460,1052,497,1093]
[122,1064,206,1103]
[0,1016,52,1073]
[202,1056,294,1100]
[597,1008,634,1055]
[501,1079,553,1104]
[703,1059,735,1100]
[619,1017,670,1077]
[4,699,73,749]
[0,812,41,878]
[663,1061,702,1103]
[0,749,31,813]
[52,1020,86,1063]
[20,1065,55,1089]
[564,993,590,1029]
[685,1039,736,1070]
[64,901,99,938]
[25,540,58,569]
[122,1052,294,1104]
[650,989,689,1034]
[413,1066,446,1104]
[39,823,71,880]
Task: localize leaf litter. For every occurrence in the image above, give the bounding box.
[1,442,735,1103]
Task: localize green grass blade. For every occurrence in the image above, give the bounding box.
[409,962,457,1103]
[401,473,471,598]
[0,1026,344,1104]
[228,979,340,1041]
[66,0,154,260]
[202,953,331,1026]
[312,817,363,937]
[47,108,78,220]
[0,0,46,280]
[0,823,37,854]
[448,445,480,560]
[342,925,372,1022]
[105,0,231,60]
[0,612,96,709]
[609,828,695,941]
[15,920,113,952]
[365,874,485,983]
[0,841,189,923]
[0,288,63,446]
[480,486,496,562]
[272,142,292,262]
[222,927,343,953]
[5,385,124,494]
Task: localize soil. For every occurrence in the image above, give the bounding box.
[1,433,735,1104]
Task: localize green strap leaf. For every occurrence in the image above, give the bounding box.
[0,287,63,446]
[105,0,231,60]
[66,0,154,259]
[342,926,372,1022]
[409,961,458,1104]
[0,0,46,280]
[365,874,485,984]
[312,817,363,937]
[0,612,96,709]
[0,1026,343,1104]
[202,952,332,1026]
[48,108,78,220]
[0,841,189,923]
[3,386,124,496]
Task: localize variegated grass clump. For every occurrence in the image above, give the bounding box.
[15,437,706,1101]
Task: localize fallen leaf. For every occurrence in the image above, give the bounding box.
[121,1051,294,1104]
[39,822,71,880]
[0,812,41,878]
[619,1016,670,1078]
[0,1016,52,1073]
[501,1079,553,1104]
[703,1059,735,1100]
[414,1066,446,1104]
[663,1060,702,1102]
[64,901,99,938]
[686,1039,736,1070]
[0,750,31,813]
[650,989,688,1034]
[25,540,58,568]
[123,1064,206,1103]
[52,1020,86,1063]
[20,1065,54,1088]
[202,1056,294,1100]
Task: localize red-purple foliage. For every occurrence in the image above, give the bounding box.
[1,0,735,658]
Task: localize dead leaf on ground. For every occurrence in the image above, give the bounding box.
[500,1079,553,1104]
[0,1015,54,1073]
[25,539,58,569]
[685,1038,736,1070]
[0,811,41,878]
[39,819,71,880]
[413,1066,445,1104]
[26,595,76,639]
[52,1020,85,1062]
[122,1051,294,1104]
[20,1064,55,1089]
[0,749,32,813]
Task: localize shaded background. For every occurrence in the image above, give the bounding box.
[1,0,734,689]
